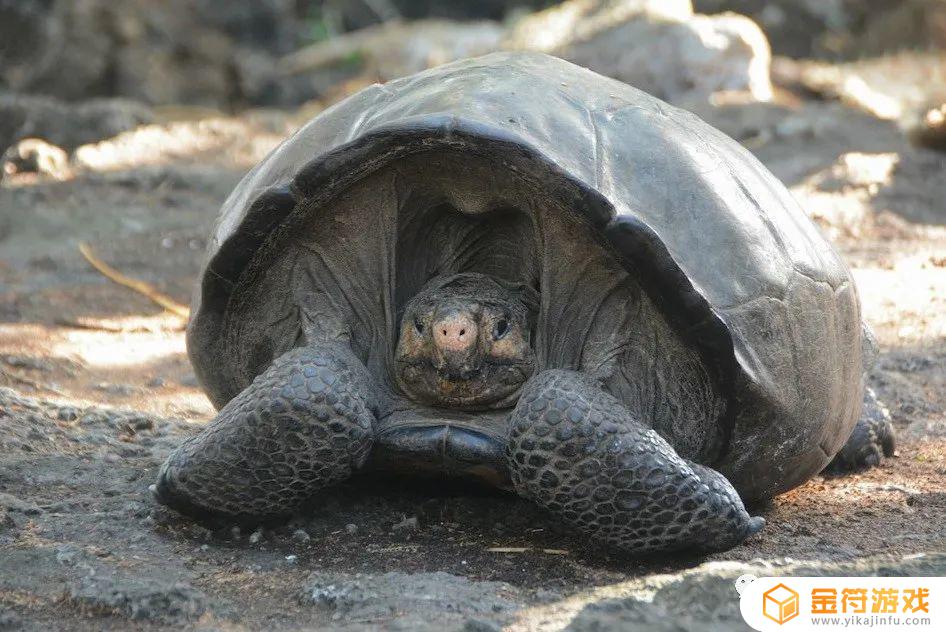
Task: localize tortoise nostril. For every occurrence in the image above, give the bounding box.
[433,313,477,352]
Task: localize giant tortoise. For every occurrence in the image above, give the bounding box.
[153,52,894,554]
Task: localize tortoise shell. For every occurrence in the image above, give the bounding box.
[187,52,862,501]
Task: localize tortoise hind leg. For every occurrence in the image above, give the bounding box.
[824,386,895,474]
[153,343,377,519]
[506,370,763,555]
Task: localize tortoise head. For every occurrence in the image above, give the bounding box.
[395,273,537,410]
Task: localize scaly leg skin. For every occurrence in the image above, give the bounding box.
[824,386,896,474]
[506,370,763,555]
[152,343,377,520]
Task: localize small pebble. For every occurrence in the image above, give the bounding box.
[55,544,82,566]
[285,554,298,564]
[345,523,358,535]
[464,619,502,632]
[392,516,418,532]
[0,610,22,628]
[292,529,311,543]
[95,382,136,395]
[249,528,263,544]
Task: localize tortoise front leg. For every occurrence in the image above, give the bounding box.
[153,343,377,519]
[506,370,763,554]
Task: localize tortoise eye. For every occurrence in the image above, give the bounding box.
[494,319,509,340]
[413,318,425,335]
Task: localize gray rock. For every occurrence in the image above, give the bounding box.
[696,0,946,59]
[300,571,517,624]
[906,418,946,440]
[566,554,946,632]
[504,0,772,103]
[0,511,15,536]
[57,407,79,422]
[94,383,137,396]
[280,19,505,83]
[0,0,339,109]
[68,574,207,624]
[0,93,154,158]
[567,571,749,632]
[464,618,503,632]
[0,493,42,516]
[693,0,844,58]
[0,609,21,630]
[54,544,87,567]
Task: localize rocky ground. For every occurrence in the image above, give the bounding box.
[2,63,946,631]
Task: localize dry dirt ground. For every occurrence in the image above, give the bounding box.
[1,81,945,630]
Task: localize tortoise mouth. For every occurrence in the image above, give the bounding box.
[439,366,483,382]
[394,358,533,411]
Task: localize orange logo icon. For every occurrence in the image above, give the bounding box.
[763,583,800,624]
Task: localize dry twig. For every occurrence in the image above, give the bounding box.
[486,547,569,555]
[78,243,190,319]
